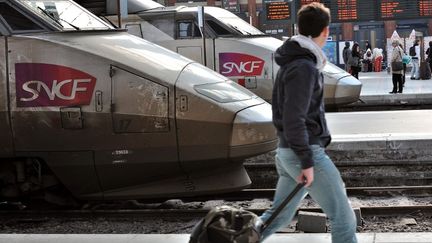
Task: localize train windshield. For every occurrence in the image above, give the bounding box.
[205,8,264,36]
[20,0,111,30]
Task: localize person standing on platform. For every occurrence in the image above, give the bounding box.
[410,39,420,80]
[399,44,408,86]
[373,48,383,72]
[390,40,404,94]
[426,41,432,73]
[350,43,361,79]
[365,40,372,53]
[363,49,373,72]
[259,3,358,243]
[343,41,352,72]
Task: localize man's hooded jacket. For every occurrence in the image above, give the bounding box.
[272,35,331,169]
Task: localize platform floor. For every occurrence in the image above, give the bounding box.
[351,71,432,106]
[359,70,432,96]
[329,71,432,144]
[1,233,431,243]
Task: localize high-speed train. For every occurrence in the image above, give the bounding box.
[87,0,362,106]
[0,0,277,202]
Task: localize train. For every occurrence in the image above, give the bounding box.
[83,0,362,107]
[0,0,277,202]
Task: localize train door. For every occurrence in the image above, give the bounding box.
[95,65,182,196]
[173,18,216,70]
[0,26,13,157]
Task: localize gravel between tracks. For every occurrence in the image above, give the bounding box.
[1,196,431,234]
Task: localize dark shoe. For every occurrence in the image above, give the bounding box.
[389,91,396,94]
[410,77,415,80]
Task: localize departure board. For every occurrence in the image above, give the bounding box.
[266,1,290,20]
[335,0,358,21]
[420,0,432,16]
[296,0,432,22]
[379,0,432,19]
[297,0,374,23]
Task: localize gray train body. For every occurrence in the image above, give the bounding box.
[93,0,362,107]
[0,0,277,201]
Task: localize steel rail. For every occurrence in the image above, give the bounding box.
[177,185,432,201]
[1,205,431,222]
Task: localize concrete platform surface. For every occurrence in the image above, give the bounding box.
[359,71,432,96]
[327,109,432,140]
[353,71,432,106]
[1,233,431,243]
[324,109,432,161]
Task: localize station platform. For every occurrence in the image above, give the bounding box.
[350,70,432,106]
[322,71,432,162]
[1,233,432,243]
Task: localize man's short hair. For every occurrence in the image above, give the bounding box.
[297,2,330,38]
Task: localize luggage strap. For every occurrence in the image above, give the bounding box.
[261,183,305,231]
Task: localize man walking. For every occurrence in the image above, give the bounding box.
[259,3,358,243]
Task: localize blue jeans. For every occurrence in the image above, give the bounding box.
[259,146,358,243]
[411,58,419,79]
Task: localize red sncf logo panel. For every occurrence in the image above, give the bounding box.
[219,53,265,77]
[15,63,96,107]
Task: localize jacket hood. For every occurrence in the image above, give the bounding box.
[275,35,327,71]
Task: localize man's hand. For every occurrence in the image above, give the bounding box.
[297,167,314,187]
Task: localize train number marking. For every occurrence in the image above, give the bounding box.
[182,179,196,191]
[117,119,132,131]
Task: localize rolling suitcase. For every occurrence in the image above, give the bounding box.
[420,61,431,80]
[189,183,305,243]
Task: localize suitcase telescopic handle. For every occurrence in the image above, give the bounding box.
[261,182,305,231]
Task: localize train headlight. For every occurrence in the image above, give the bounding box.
[194,81,257,103]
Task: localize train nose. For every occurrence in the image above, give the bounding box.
[334,75,362,105]
[229,103,278,160]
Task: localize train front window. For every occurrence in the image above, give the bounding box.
[206,20,231,36]
[206,8,264,36]
[0,3,43,31]
[19,0,111,30]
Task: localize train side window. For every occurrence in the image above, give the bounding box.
[177,21,201,39]
[206,19,231,36]
[147,18,175,39]
[0,3,43,32]
[125,23,143,38]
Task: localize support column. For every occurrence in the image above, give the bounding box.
[248,0,258,27]
[167,0,176,6]
[342,22,353,40]
[384,20,397,39]
[428,19,432,36]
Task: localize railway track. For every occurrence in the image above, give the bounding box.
[331,103,432,112]
[196,185,432,201]
[1,205,431,222]
[244,162,432,188]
